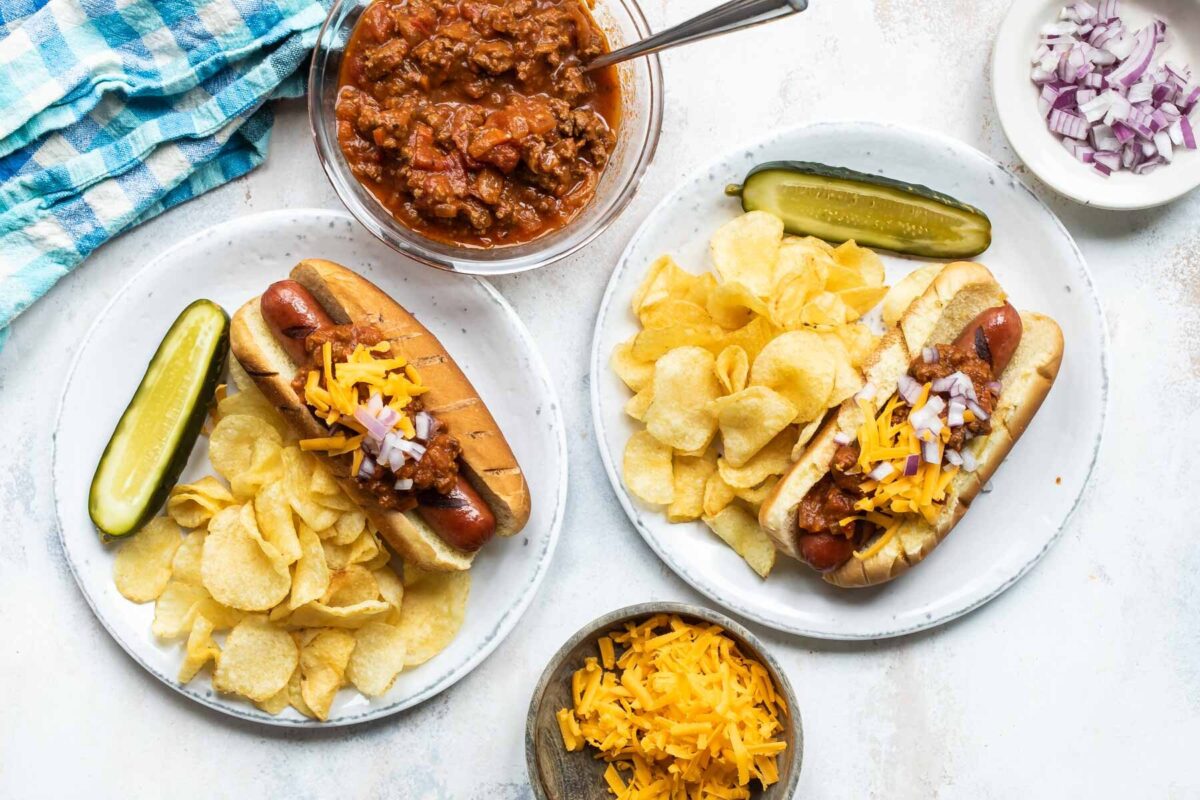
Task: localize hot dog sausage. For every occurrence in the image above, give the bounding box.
[261,280,335,364]
[417,477,496,552]
[258,280,497,552]
[953,302,1023,375]
[797,532,857,573]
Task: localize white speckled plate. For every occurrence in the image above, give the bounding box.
[53,209,566,726]
[591,122,1107,640]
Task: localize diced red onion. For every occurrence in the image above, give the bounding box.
[394,439,426,460]
[1155,130,1174,161]
[947,398,965,428]
[967,400,990,421]
[366,393,383,415]
[414,411,433,441]
[922,439,941,464]
[1049,108,1089,139]
[355,407,391,442]
[961,450,978,472]
[944,449,964,467]
[1182,117,1197,149]
[833,431,853,445]
[921,346,939,364]
[393,477,414,491]
[357,454,376,479]
[897,374,922,405]
[1096,0,1118,22]
[1094,150,1122,171]
[986,380,1003,394]
[376,406,400,431]
[903,454,920,477]
[868,462,894,481]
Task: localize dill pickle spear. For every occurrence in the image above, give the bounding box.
[725,161,992,258]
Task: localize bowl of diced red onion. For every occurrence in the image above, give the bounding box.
[993,0,1200,209]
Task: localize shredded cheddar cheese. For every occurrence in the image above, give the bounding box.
[298,338,428,454]
[558,614,788,800]
[848,380,963,558]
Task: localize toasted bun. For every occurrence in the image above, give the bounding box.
[229,259,530,571]
[758,262,1064,587]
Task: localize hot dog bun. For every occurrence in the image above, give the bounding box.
[758,262,1063,587]
[229,259,531,572]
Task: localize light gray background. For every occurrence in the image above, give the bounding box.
[3,0,1198,797]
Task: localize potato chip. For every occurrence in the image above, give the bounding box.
[702,471,737,518]
[209,414,283,486]
[644,346,720,452]
[631,322,725,362]
[774,236,832,289]
[255,685,291,715]
[213,616,298,702]
[639,299,712,330]
[717,428,795,489]
[322,529,381,571]
[709,211,782,297]
[347,622,407,697]
[800,291,852,326]
[624,387,654,421]
[749,330,836,422]
[733,476,779,511]
[289,522,330,610]
[281,447,341,531]
[667,449,717,523]
[396,567,470,666]
[113,517,182,603]
[287,599,391,629]
[833,322,877,367]
[254,481,302,565]
[300,629,356,720]
[217,389,290,439]
[238,503,287,573]
[171,530,206,586]
[178,615,220,683]
[819,332,865,407]
[709,386,797,468]
[881,262,943,325]
[193,596,245,630]
[622,430,674,505]
[706,281,770,330]
[374,566,405,611]
[837,286,888,317]
[720,316,779,363]
[833,240,886,287]
[358,536,392,571]
[167,477,234,529]
[202,506,291,612]
[285,661,315,718]
[330,510,367,546]
[611,340,655,393]
[323,565,380,607]
[793,417,825,459]
[714,345,749,395]
[631,255,714,314]
[153,581,210,639]
[702,505,776,578]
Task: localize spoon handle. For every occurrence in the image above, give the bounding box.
[587,0,808,71]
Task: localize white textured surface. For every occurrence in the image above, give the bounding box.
[2,0,1199,796]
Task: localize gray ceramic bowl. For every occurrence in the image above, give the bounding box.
[526,603,802,799]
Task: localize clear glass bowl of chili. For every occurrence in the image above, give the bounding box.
[309,0,664,274]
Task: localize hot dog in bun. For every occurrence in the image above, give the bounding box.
[229,259,530,571]
[759,261,1063,587]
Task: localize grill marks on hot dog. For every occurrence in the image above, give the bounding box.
[258,281,497,553]
[792,304,1024,574]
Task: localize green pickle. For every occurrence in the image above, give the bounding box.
[89,299,229,538]
[726,161,992,258]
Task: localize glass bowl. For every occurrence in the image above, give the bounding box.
[308,0,664,274]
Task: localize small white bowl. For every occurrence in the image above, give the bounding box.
[993,0,1200,209]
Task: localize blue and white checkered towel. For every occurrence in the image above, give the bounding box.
[0,0,329,337]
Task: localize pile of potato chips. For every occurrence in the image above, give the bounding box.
[613,211,891,578]
[111,364,469,720]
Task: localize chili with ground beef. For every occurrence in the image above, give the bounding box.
[335,0,621,247]
[292,322,461,509]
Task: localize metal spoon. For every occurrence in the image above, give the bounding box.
[586,0,808,71]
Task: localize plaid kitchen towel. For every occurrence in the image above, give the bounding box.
[0,0,330,338]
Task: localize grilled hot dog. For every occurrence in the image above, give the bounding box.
[259,280,496,552]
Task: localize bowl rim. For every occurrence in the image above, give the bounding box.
[524,601,804,800]
[991,0,1200,210]
[307,0,665,274]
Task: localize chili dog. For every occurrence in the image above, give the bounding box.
[759,262,1063,588]
[229,259,530,571]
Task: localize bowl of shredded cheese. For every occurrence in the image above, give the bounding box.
[526,603,802,800]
